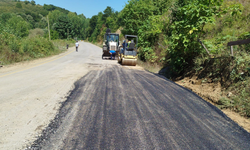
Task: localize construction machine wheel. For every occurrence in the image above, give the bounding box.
[121,58,137,66]
[118,56,121,63]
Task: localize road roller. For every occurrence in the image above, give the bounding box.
[102,29,120,59]
[118,35,138,66]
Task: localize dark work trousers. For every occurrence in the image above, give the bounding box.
[111,53,116,60]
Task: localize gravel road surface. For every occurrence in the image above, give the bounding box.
[0,41,249,150]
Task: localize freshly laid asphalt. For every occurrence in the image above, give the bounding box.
[30,65,250,150]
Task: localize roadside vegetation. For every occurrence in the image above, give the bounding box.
[0,0,87,65]
[86,0,250,118]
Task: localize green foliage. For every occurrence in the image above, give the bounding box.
[15,2,22,8]
[218,79,250,117]
[0,0,89,65]
[0,31,59,64]
[67,12,88,39]
[117,0,173,64]
[86,6,121,42]
[0,12,12,24]
[119,0,155,36]
[30,0,35,6]
[20,36,55,57]
[138,15,164,51]
[43,4,69,15]
[29,28,44,38]
[44,29,59,40]
[168,0,226,74]
[138,47,158,63]
[46,10,88,40]
[9,16,30,37]
[24,0,29,5]
[53,15,73,39]
[37,16,47,28]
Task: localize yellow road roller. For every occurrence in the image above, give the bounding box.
[118,35,138,66]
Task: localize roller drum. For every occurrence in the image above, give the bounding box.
[121,58,137,66]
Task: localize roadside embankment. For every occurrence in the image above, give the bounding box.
[0,31,75,67]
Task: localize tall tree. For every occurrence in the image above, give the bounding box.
[31,0,36,5]
[54,15,73,39]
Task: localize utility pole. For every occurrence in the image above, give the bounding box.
[47,16,51,41]
[67,29,69,40]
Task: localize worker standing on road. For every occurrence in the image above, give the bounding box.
[109,50,116,60]
[75,41,79,52]
[121,40,126,53]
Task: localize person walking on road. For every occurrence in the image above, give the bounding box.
[109,50,116,60]
[75,41,79,52]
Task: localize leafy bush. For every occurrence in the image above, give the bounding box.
[0,30,60,64]
[29,28,44,38]
[138,47,158,63]
[6,15,30,37]
[20,36,55,57]
[168,0,225,74]
[15,2,22,8]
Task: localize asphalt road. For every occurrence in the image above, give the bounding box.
[30,65,250,149]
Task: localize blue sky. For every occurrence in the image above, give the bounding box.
[34,0,128,18]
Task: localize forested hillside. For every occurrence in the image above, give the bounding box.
[87,0,250,118]
[0,0,88,64]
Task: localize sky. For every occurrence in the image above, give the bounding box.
[34,0,128,18]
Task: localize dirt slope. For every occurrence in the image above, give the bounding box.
[176,77,250,132]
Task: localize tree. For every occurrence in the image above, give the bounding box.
[87,15,98,37]
[119,0,155,35]
[24,0,29,4]
[103,6,113,19]
[7,16,30,37]
[54,15,73,39]
[0,13,12,24]
[31,0,35,6]
[43,4,70,14]
[48,10,64,29]
[38,17,47,29]
[26,15,34,28]
[16,2,22,8]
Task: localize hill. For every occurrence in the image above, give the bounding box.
[0,0,87,65]
[0,0,72,28]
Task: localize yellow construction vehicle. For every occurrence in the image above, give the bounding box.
[118,35,138,66]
